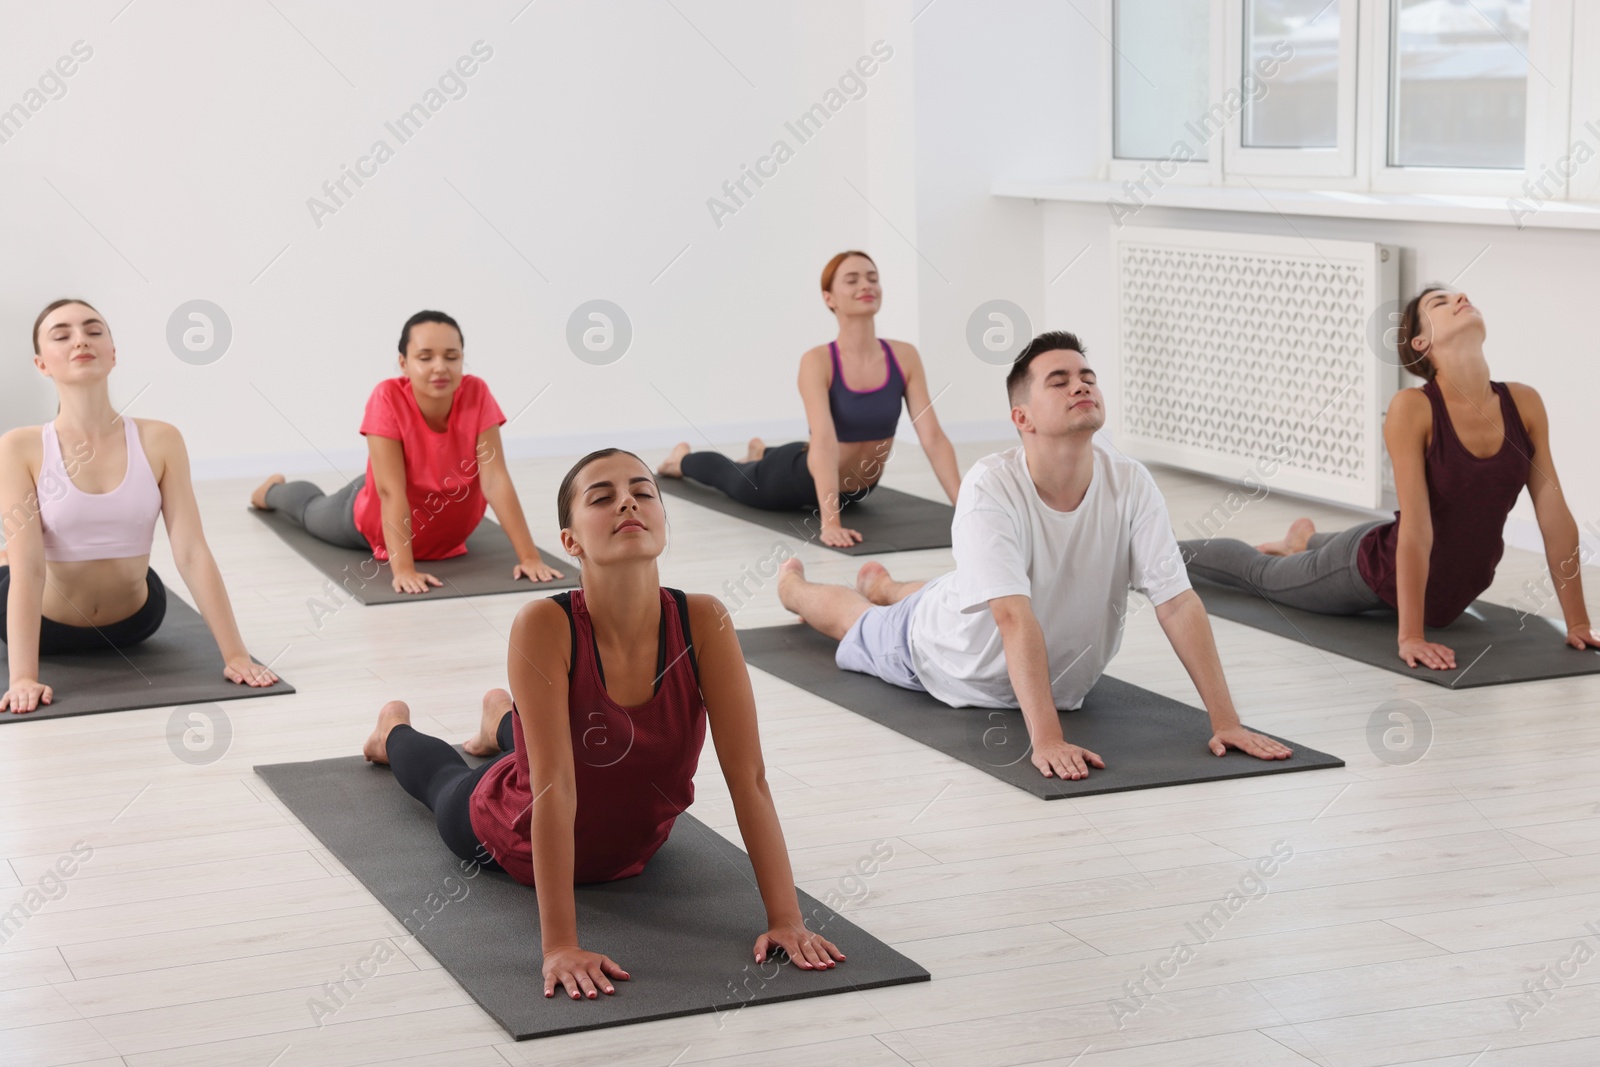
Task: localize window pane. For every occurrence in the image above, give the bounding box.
[1113,0,1210,161]
[1242,0,1340,148]
[1390,0,1529,168]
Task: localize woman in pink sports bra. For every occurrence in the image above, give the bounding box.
[0,299,279,714]
[658,250,963,547]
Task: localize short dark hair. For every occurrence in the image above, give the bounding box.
[1395,284,1447,382]
[33,298,103,355]
[398,310,463,355]
[1005,330,1087,406]
[557,447,658,531]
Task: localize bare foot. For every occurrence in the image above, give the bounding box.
[745,437,766,462]
[251,473,286,510]
[464,688,514,757]
[363,700,412,764]
[855,561,894,605]
[1256,518,1315,556]
[657,442,691,478]
[777,557,807,620]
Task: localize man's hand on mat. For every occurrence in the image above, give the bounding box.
[1397,636,1456,671]
[224,656,279,688]
[819,522,863,548]
[514,557,563,583]
[391,568,443,595]
[1,679,53,714]
[542,946,629,1000]
[1031,738,1104,780]
[1209,727,1292,761]
[755,923,845,970]
[1566,624,1600,652]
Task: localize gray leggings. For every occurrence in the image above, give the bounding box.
[1179,520,1389,615]
[264,474,370,550]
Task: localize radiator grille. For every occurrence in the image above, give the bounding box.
[1115,228,1398,508]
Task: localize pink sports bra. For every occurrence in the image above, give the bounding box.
[37,418,163,563]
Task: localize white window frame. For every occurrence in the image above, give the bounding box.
[1367,0,1572,197]
[1223,0,1360,178]
[1102,0,1223,187]
[1102,0,1589,206]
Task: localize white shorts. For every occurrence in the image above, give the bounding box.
[834,578,941,693]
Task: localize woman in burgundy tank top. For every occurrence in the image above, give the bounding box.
[1182,285,1597,670]
[362,448,846,1002]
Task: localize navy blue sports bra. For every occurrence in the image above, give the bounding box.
[826,339,905,443]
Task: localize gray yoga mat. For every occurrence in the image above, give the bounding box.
[1191,578,1600,688]
[659,478,953,554]
[255,754,929,1040]
[251,510,578,604]
[0,592,294,722]
[739,624,1344,800]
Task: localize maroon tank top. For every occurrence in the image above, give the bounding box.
[469,587,706,886]
[1357,380,1532,628]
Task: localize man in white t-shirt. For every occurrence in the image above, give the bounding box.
[776,331,1291,781]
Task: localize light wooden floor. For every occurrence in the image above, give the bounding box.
[3,439,1598,1067]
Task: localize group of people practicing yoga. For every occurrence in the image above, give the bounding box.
[2,249,1594,999]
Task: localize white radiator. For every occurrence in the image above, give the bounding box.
[1113,226,1400,509]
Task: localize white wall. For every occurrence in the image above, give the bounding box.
[0,1,932,477]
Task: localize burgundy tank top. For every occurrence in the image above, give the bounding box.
[1356,380,1532,628]
[468,587,706,886]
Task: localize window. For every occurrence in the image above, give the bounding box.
[1243,1,1339,148]
[1111,0,1213,161]
[1389,0,1529,169]
[1224,0,1359,177]
[1103,0,1581,203]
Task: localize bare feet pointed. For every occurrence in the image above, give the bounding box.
[1256,518,1315,556]
[464,688,514,757]
[363,700,412,764]
[251,474,286,510]
[657,442,691,479]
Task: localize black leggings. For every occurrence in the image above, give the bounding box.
[679,440,874,512]
[387,711,515,871]
[0,566,168,654]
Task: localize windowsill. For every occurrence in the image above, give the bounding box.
[992,178,1600,232]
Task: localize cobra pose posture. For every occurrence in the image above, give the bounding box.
[1,299,278,713]
[363,448,845,999]
[1181,286,1598,669]
[657,250,961,547]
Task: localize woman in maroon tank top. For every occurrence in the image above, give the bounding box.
[361,448,845,1002]
[1182,285,1597,670]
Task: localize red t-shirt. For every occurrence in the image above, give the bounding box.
[353,374,506,561]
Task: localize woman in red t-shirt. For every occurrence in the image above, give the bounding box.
[250,311,562,594]
[361,448,845,1001]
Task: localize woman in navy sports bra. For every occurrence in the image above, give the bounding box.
[1181,285,1597,670]
[658,250,962,547]
[0,299,280,713]
[362,448,845,1001]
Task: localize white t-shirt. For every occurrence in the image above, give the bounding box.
[907,443,1191,710]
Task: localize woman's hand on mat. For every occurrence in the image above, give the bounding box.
[1031,738,1104,780]
[514,557,563,583]
[819,522,863,548]
[541,946,629,1000]
[390,568,442,595]
[224,656,278,688]
[1566,624,1600,651]
[755,923,845,970]
[1,679,53,714]
[1397,635,1456,671]
[1209,727,1292,761]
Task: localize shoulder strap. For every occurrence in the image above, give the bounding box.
[549,591,577,682]
[665,587,700,689]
